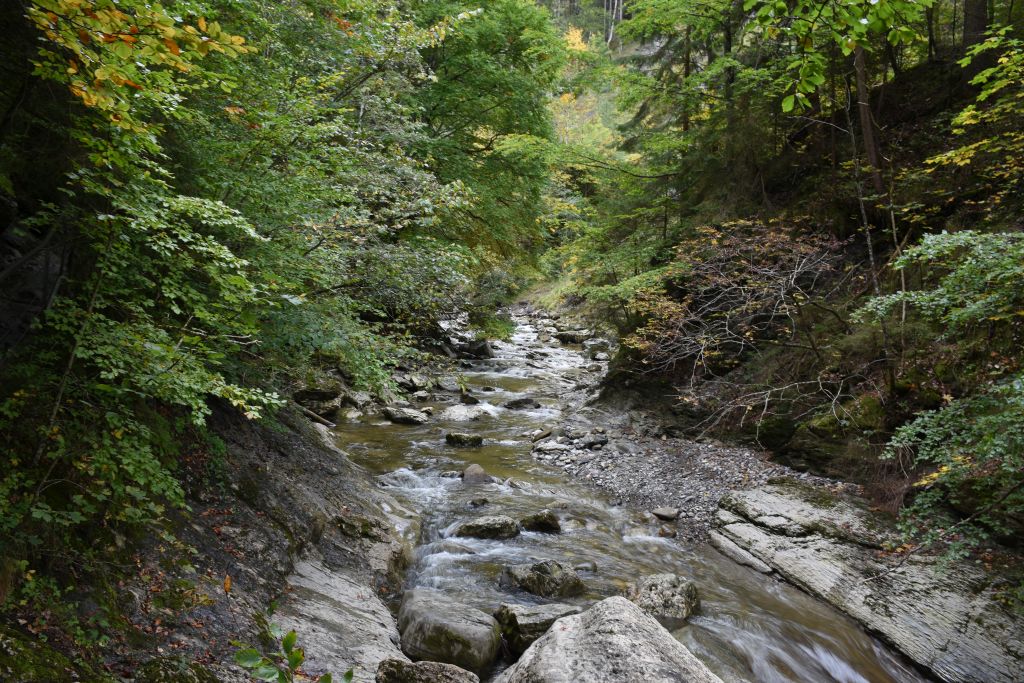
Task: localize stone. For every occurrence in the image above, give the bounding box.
[651,507,680,521]
[469,497,489,507]
[383,406,430,425]
[625,574,700,621]
[499,560,585,598]
[504,397,541,410]
[437,377,462,393]
[519,510,561,534]
[454,515,520,540]
[494,603,583,655]
[579,433,609,449]
[440,405,489,422]
[464,340,495,359]
[397,590,500,674]
[553,330,593,344]
[714,482,1024,683]
[461,463,490,484]
[376,658,480,683]
[494,597,723,683]
[447,433,484,448]
[459,392,480,405]
[533,441,571,455]
[592,352,610,361]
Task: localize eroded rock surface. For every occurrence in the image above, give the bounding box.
[454,515,520,540]
[499,559,585,598]
[625,573,699,621]
[494,603,582,655]
[713,481,1024,683]
[376,658,480,683]
[494,597,723,683]
[397,590,500,674]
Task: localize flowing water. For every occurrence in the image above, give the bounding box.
[331,315,928,683]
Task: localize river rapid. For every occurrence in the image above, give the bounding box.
[331,312,928,683]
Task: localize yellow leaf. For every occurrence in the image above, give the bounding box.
[223,575,232,594]
[198,16,207,32]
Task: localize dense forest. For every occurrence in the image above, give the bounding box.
[1,0,1023,679]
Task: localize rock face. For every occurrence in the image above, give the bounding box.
[499,560,585,598]
[275,561,408,683]
[519,510,561,534]
[625,574,699,621]
[383,406,430,425]
[447,432,483,448]
[713,481,1024,683]
[494,597,723,683]
[454,515,520,539]
[494,603,582,655]
[397,590,500,674]
[376,658,480,683]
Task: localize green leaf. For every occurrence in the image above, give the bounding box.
[281,630,297,654]
[252,663,281,681]
[781,95,796,113]
[234,649,263,668]
[287,647,304,671]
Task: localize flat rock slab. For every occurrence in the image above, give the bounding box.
[714,482,1024,683]
[376,658,479,683]
[383,406,430,425]
[397,590,500,674]
[494,597,723,683]
[274,561,407,683]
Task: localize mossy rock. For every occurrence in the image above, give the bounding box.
[753,415,797,450]
[135,656,218,683]
[0,625,112,683]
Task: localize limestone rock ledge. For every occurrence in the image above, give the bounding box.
[711,481,1024,683]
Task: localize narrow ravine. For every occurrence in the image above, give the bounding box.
[331,310,927,682]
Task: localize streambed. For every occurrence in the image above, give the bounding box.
[331,314,927,683]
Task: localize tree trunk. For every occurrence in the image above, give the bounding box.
[854,47,885,196]
[963,0,990,79]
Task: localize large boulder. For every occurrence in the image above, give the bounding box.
[625,574,699,621]
[553,330,592,344]
[519,510,561,534]
[461,463,490,484]
[397,590,500,674]
[454,516,520,540]
[499,560,585,598]
[494,603,582,655]
[713,481,1024,683]
[383,406,430,425]
[494,597,723,683]
[440,405,490,422]
[376,658,479,683]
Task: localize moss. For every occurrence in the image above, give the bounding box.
[135,656,218,683]
[0,625,112,683]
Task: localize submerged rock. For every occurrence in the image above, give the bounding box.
[383,406,430,425]
[448,433,484,448]
[454,515,520,540]
[625,573,699,621]
[714,481,1024,683]
[499,560,585,598]
[494,597,723,683]
[376,658,479,683]
[494,603,582,655]
[553,330,593,344]
[519,510,561,534]
[504,397,541,410]
[397,590,500,674]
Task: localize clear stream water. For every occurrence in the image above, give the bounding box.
[330,316,928,683]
